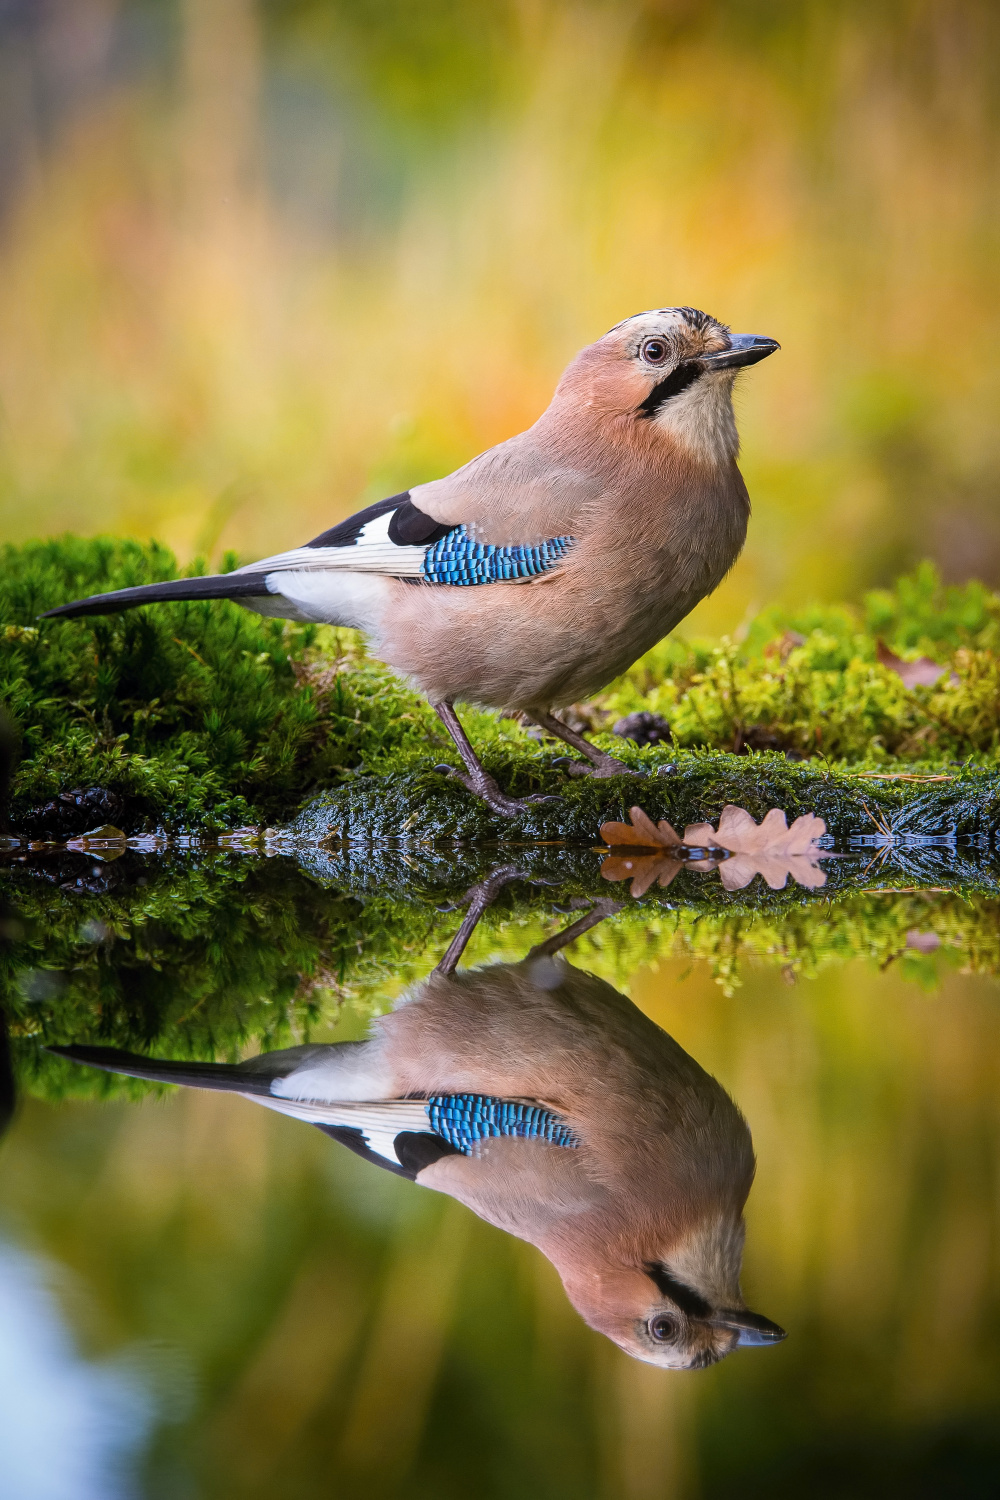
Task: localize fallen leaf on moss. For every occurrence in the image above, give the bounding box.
[876,640,957,689]
[598,806,681,849]
[600,804,830,894]
[763,629,805,662]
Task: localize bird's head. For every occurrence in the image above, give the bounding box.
[555,306,779,468]
[555,1210,785,1370]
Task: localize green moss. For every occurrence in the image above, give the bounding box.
[605,558,1000,762]
[290,758,1000,847]
[4,851,425,1103]
[5,845,999,1108]
[4,537,1000,837]
[0,536,446,830]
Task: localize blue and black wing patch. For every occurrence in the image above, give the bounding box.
[426,1094,580,1151]
[317,1093,580,1182]
[421,528,574,585]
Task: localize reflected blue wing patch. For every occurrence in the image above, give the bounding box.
[427,1094,580,1152]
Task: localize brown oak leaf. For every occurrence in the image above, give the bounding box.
[598,806,681,849]
[700,804,827,890]
[876,640,957,689]
[598,808,682,897]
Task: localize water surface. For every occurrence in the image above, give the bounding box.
[1,844,998,1498]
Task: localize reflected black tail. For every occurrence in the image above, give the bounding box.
[47,1044,273,1095]
[40,572,271,620]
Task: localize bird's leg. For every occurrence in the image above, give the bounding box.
[532,711,637,778]
[528,898,624,959]
[434,702,561,817]
[435,865,535,976]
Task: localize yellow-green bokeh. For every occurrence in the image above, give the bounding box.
[2,1,999,632]
[3,938,999,1498]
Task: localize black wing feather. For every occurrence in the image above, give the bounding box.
[41,572,272,620]
[47,1044,274,1095]
[306,491,451,549]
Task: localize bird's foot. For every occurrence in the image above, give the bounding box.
[552,755,644,779]
[435,765,562,818]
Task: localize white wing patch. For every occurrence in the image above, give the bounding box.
[249,1095,432,1166]
[244,511,426,580]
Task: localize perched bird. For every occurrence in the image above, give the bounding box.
[44,308,778,815]
[51,895,784,1370]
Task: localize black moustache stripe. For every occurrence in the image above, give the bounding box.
[644,1263,713,1319]
[637,362,701,418]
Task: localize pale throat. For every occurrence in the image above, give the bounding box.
[652,375,739,467]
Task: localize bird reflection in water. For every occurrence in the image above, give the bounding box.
[53,869,785,1369]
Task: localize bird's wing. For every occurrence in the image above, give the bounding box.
[246,489,575,585]
[257,1092,578,1156]
[254,1096,440,1167]
[408,435,606,546]
[48,1046,580,1185]
[40,485,579,621]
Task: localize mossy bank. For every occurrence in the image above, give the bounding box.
[5,537,1000,841]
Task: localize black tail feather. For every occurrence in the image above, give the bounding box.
[41,572,272,620]
[47,1044,273,1094]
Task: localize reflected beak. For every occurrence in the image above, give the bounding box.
[698,334,780,370]
[712,1308,787,1346]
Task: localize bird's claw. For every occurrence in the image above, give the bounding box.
[438,765,562,818]
[558,757,645,779]
[589,762,645,779]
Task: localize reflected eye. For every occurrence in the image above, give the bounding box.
[649,1314,679,1343]
[640,338,669,365]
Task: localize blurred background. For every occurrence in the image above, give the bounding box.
[2,0,1000,631]
[3,941,1000,1500]
[4,5,1000,1497]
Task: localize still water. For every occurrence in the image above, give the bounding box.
[1,842,999,1499]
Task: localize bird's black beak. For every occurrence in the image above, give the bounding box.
[698,335,780,371]
[712,1308,787,1346]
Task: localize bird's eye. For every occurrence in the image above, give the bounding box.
[649,1315,679,1343]
[640,338,669,365]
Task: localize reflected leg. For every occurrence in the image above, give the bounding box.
[528,899,625,959]
[435,865,536,976]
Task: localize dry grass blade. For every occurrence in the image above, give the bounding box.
[845,772,955,783]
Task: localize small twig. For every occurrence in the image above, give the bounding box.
[859,798,893,838]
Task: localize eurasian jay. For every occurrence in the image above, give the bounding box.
[44,308,778,815]
[51,889,784,1370]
